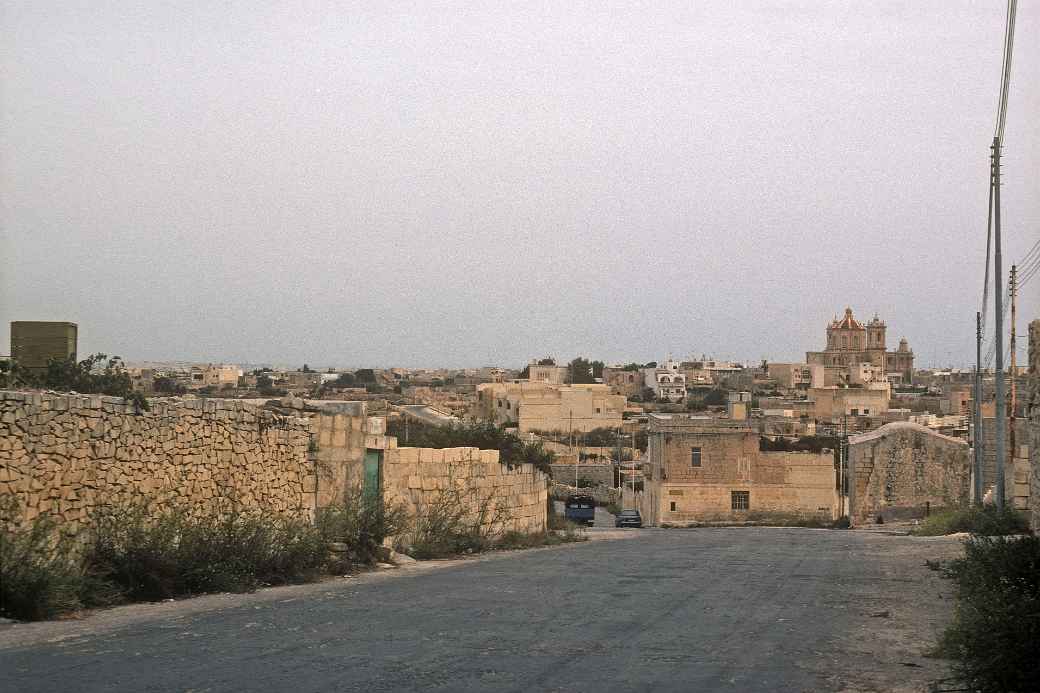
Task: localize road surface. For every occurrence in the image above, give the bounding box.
[0,528,960,692]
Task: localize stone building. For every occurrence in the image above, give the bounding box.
[602,366,645,398]
[527,362,568,385]
[9,321,78,371]
[848,422,970,524]
[806,308,914,382]
[475,381,625,433]
[642,360,686,403]
[767,363,824,391]
[634,415,837,526]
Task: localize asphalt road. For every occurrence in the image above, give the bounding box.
[0,528,957,693]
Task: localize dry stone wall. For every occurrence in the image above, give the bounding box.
[0,391,315,531]
[382,447,548,535]
[1029,319,1039,532]
[848,421,970,524]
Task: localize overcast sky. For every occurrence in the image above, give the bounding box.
[2,1,1037,369]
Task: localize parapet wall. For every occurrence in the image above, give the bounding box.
[0,391,314,530]
[382,447,548,535]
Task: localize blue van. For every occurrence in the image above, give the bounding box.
[564,494,596,526]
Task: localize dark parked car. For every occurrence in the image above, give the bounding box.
[614,509,642,528]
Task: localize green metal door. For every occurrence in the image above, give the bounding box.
[363,449,382,499]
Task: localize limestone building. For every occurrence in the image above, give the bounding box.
[806,308,914,382]
[631,415,837,526]
[9,321,77,371]
[475,381,625,433]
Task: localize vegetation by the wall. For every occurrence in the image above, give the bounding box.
[5,354,148,410]
[911,505,1032,536]
[386,419,554,473]
[938,536,1039,693]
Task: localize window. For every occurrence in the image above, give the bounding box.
[690,447,702,467]
[850,408,859,416]
[594,407,601,414]
[670,501,677,512]
[731,491,750,510]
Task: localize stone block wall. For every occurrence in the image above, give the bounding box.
[848,421,970,524]
[1029,319,1039,532]
[0,391,314,532]
[382,447,548,535]
[549,461,615,488]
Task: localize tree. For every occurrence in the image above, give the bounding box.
[385,419,555,474]
[27,353,149,410]
[300,364,313,373]
[567,357,595,384]
[621,363,642,372]
[644,361,658,368]
[591,360,605,379]
[328,372,356,389]
[355,369,377,384]
[537,358,556,366]
[703,389,727,406]
[256,374,285,397]
[154,377,186,395]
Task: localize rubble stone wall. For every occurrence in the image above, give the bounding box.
[848,421,970,524]
[382,447,548,535]
[0,391,314,531]
[1029,320,1039,532]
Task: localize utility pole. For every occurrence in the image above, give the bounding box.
[992,136,1007,508]
[974,311,984,505]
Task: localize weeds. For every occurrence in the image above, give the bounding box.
[85,504,327,601]
[937,536,1040,692]
[0,510,86,620]
[911,505,1032,537]
[317,486,410,570]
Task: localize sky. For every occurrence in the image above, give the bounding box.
[2,1,1038,369]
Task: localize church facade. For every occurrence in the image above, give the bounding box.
[806,308,914,381]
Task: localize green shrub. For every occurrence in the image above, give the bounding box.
[0,512,87,620]
[405,482,505,559]
[85,504,326,601]
[912,505,1032,537]
[938,536,1040,692]
[317,486,410,569]
[496,527,586,550]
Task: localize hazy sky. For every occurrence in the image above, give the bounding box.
[2,1,1038,369]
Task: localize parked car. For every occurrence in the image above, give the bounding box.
[564,494,596,526]
[614,509,643,528]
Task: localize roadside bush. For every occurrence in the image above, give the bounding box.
[407,495,490,559]
[496,527,586,550]
[405,475,510,559]
[317,486,410,570]
[85,504,327,601]
[0,511,87,620]
[912,505,1031,537]
[938,536,1040,692]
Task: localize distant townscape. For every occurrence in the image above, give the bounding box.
[3,308,1036,532]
